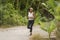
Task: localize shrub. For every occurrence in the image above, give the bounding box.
[29,33,42,40]
[0,3,28,26]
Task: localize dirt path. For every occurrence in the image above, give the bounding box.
[0,26,55,40]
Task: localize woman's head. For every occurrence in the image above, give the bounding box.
[29,7,33,12]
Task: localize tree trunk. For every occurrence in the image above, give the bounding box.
[14,0,19,10]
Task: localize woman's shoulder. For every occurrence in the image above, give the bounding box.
[28,12,35,14]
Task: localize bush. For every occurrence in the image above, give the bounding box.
[55,5,60,21]
[0,3,28,26]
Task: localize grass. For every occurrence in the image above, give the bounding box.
[29,33,42,40]
[29,33,56,40]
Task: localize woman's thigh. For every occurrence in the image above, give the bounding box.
[30,20,34,27]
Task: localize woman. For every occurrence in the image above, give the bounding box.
[27,7,35,36]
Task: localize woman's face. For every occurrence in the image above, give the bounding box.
[30,8,33,12]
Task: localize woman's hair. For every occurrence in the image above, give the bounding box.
[28,7,34,12]
[30,7,33,10]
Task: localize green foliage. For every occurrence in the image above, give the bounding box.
[40,20,56,32]
[0,3,27,26]
[0,3,19,25]
[55,5,60,21]
[39,1,60,39]
[45,0,57,16]
[0,0,60,28]
[47,0,57,9]
[40,20,56,40]
[34,12,40,25]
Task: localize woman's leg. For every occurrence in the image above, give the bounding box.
[30,20,34,35]
[27,20,31,29]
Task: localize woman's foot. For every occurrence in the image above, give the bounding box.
[30,32,32,36]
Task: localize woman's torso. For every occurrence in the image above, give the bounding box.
[28,12,34,20]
